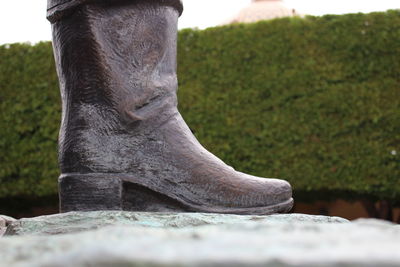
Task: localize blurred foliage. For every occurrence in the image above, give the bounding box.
[0,42,60,198]
[0,11,399,203]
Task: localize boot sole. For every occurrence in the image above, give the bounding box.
[59,173,294,215]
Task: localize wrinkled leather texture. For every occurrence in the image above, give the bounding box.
[51,1,293,214]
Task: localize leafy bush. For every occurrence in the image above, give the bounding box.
[1,11,399,203]
[0,42,60,198]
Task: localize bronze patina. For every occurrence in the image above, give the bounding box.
[47,0,293,214]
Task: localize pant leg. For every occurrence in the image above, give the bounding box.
[47,0,183,23]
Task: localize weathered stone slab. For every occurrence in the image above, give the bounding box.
[5,211,348,236]
[1,212,399,267]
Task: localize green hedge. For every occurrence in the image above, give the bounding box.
[0,42,60,198]
[1,11,399,203]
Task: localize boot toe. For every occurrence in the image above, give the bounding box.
[261,178,292,206]
[221,174,293,214]
[227,171,292,209]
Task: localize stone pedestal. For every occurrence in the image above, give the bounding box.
[1,212,399,266]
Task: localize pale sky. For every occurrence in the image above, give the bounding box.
[0,0,399,45]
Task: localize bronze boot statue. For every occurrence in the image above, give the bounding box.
[47,0,294,215]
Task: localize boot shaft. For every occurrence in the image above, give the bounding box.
[50,1,181,173]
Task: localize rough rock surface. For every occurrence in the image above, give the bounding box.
[0,218,5,237]
[1,212,400,267]
[0,215,16,237]
[5,211,347,236]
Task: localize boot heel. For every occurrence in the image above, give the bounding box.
[121,182,188,212]
[59,173,188,213]
[59,174,123,212]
